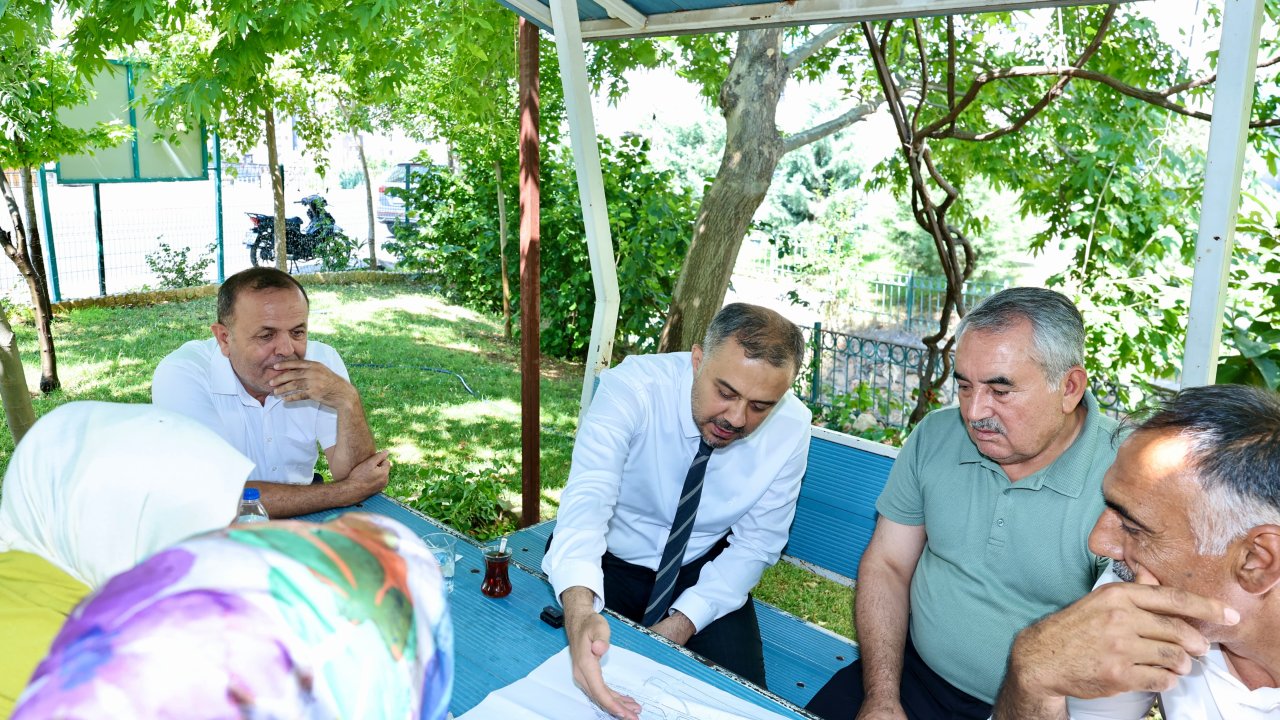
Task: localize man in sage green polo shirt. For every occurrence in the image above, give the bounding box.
[805,287,1120,720]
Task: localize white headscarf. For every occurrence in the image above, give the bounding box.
[0,402,254,588]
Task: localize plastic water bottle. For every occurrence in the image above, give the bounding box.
[236,488,269,524]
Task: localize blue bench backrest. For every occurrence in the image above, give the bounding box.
[783,426,897,583]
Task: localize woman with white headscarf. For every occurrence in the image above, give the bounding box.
[0,401,253,716]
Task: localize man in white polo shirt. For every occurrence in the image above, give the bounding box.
[153,267,389,518]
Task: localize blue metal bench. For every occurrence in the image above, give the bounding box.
[506,425,898,708]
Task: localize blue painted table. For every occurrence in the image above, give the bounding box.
[299,494,814,718]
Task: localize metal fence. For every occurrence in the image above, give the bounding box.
[866,272,1010,332]
[734,236,1010,331]
[796,323,1164,431]
[800,323,934,428]
[0,166,385,304]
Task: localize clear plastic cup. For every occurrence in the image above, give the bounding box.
[421,533,456,593]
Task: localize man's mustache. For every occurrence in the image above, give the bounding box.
[714,418,744,434]
[969,417,1005,434]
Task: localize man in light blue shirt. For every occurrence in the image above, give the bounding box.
[545,303,812,720]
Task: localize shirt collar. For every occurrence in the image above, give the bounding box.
[208,344,275,409]
[1200,645,1280,713]
[957,389,1108,497]
[678,354,699,440]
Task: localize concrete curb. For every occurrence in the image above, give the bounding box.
[50,271,415,313]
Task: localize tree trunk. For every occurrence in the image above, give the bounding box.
[0,303,35,445]
[658,28,789,352]
[355,130,377,269]
[495,158,512,340]
[19,168,57,392]
[20,169,51,313]
[0,171,59,392]
[862,22,974,425]
[264,107,288,272]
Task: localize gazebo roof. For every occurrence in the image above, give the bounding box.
[497,0,1120,40]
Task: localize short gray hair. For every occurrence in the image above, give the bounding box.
[1135,384,1280,555]
[218,267,308,325]
[955,287,1084,384]
[703,303,805,377]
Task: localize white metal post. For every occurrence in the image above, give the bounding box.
[1181,0,1265,387]
[548,0,622,425]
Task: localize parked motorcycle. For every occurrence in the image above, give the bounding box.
[245,195,344,267]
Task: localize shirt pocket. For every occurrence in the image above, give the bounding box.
[283,435,321,484]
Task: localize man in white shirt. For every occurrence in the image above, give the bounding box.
[153,267,390,518]
[543,303,812,720]
[993,384,1280,720]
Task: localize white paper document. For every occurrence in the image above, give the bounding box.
[458,645,793,720]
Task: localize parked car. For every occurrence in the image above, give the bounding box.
[376,162,432,232]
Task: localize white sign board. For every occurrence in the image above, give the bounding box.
[57,62,206,183]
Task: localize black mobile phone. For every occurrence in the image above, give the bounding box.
[540,604,565,629]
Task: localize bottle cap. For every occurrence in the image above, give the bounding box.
[243,487,261,502]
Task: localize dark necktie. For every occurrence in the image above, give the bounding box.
[642,439,714,627]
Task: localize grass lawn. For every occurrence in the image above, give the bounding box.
[0,281,854,641]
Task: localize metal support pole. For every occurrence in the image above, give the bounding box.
[548,0,620,426]
[1182,0,1265,386]
[518,17,542,528]
[214,131,225,282]
[93,184,106,296]
[809,322,822,405]
[904,272,916,333]
[37,167,61,302]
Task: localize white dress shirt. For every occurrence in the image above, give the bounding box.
[152,338,346,485]
[543,352,812,632]
[1067,566,1280,719]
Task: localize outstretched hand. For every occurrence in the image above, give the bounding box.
[562,587,642,720]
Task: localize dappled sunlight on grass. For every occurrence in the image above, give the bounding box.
[438,398,520,421]
[388,440,427,465]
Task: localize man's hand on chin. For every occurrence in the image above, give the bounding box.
[993,582,1239,720]
[269,359,358,409]
[649,610,696,646]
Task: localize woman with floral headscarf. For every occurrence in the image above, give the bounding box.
[0,402,254,716]
[14,513,453,720]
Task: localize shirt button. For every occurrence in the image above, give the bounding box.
[267,437,273,443]
[997,518,1005,527]
[271,466,277,472]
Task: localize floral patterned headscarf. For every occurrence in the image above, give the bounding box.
[13,513,453,720]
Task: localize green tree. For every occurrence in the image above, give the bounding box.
[389,134,697,360]
[591,28,884,352]
[585,4,1278,418]
[856,5,1279,421]
[69,0,437,271]
[1217,192,1280,388]
[382,0,571,337]
[1,1,126,398]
